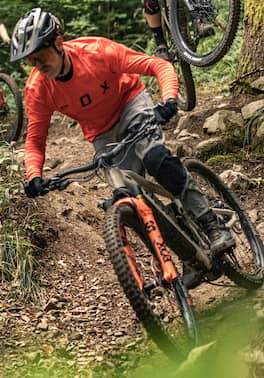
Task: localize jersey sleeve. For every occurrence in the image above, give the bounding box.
[104,40,179,101]
[24,84,53,180]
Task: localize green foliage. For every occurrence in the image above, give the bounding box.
[192,27,243,93]
[0,0,242,95]
[0,0,35,74]
[0,295,261,376]
[36,0,148,48]
[206,154,238,166]
[0,0,149,77]
[0,145,38,296]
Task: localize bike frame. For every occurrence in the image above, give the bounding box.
[104,167,213,277]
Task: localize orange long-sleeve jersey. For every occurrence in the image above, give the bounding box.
[25,37,179,180]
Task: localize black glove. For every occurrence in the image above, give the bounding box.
[153,98,178,125]
[24,177,44,198]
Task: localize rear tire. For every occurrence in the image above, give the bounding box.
[170,0,241,67]
[174,58,196,112]
[0,73,23,143]
[184,158,264,289]
[104,203,198,359]
[162,15,196,111]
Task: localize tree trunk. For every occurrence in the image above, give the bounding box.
[236,0,264,90]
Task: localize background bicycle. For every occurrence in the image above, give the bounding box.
[0,42,23,144]
[158,0,241,111]
[168,0,241,67]
[160,0,196,112]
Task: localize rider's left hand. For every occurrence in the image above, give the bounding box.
[153,98,178,125]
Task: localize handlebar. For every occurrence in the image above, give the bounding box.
[42,117,157,193]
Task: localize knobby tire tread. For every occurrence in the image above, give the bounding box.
[176,58,196,111]
[170,0,241,67]
[161,5,196,111]
[184,158,264,289]
[104,203,192,361]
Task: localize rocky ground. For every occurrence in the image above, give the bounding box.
[0,91,263,377]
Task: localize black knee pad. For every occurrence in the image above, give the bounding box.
[143,145,170,177]
[143,145,187,196]
[144,0,160,15]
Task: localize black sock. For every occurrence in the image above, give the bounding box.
[150,26,166,47]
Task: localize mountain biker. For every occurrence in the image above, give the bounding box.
[10,7,235,256]
[0,23,10,43]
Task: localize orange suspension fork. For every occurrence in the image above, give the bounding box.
[114,196,178,283]
[119,226,144,290]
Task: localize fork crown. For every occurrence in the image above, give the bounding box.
[114,196,178,283]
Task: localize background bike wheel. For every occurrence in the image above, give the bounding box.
[162,21,196,111]
[170,0,241,67]
[184,158,264,289]
[173,57,196,111]
[104,203,198,360]
[0,73,23,143]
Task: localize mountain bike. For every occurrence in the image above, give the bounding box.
[42,119,264,360]
[166,0,241,67]
[160,0,196,111]
[0,42,23,143]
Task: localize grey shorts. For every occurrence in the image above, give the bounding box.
[93,90,164,174]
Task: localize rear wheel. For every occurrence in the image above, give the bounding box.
[104,202,198,359]
[0,73,23,143]
[170,0,241,67]
[184,158,264,289]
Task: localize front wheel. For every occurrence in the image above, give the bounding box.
[104,203,198,359]
[184,158,264,289]
[0,73,23,143]
[170,0,241,67]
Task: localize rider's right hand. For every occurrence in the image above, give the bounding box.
[24,177,44,198]
[153,98,178,125]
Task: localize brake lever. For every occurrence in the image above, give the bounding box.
[42,177,71,192]
[57,178,71,191]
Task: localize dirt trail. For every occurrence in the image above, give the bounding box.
[1,100,264,375]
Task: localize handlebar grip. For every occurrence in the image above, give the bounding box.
[41,177,71,192]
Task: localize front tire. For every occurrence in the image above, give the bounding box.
[104,203,198,359]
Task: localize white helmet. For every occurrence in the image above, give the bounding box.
[10,8,63,62]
